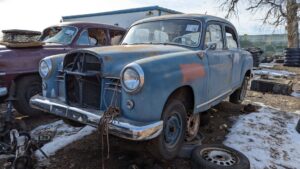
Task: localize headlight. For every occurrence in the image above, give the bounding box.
[121,63,144,93]
[39,59,52,79]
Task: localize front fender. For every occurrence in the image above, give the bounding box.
[240,51,253,81]
[120,50,208,122]
[42,54,65,98]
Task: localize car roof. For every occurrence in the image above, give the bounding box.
[44,22,126,31]
[132,14,235,27]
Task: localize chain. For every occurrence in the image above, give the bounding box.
[98,81,120,169]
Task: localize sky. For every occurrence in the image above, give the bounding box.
[0,0,287,35]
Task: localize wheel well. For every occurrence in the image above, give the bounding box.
[165,86,195,114]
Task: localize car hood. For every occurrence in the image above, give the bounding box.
[0,43,68,73]
[83,44,191,77]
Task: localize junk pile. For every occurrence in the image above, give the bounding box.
[0,30,43,48]
[245,47,264,67]
[251,69,296,95]
[284,48,300,67]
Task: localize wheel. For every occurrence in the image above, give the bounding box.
[296,119,300,133]
[229,77,249,104]
[186,113,200,142]
[191,144,250,169]
[13,155,32,169]
[13,75,42,116]
[148,99,187,160]
[63,119,86,127]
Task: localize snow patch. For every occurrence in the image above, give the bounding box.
[291,91,300,99]
[224,105,300,169]
[31,120,96,160]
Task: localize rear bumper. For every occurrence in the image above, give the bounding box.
[0,87,7,97]
[30,95,163,141]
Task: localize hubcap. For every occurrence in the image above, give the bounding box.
[164,112,182,149]
[200,148,238,166]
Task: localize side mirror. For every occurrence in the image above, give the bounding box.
[205,42,217,51]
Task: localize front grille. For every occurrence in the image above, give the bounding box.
[102,78,121,109]
[63,52,101,109]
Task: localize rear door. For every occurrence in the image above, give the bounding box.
[224,25,242,87]
[205,22,233,100]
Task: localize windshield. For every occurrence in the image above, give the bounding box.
[41,26,77,45]
[122,19,201,47]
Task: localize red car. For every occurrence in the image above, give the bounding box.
[0,22,126,116]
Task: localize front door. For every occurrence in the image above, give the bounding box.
[205,23,233,100]
[224,25,242,86]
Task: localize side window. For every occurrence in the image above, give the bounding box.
[205,24,223,49]
[225,26,238,49]
[77,30,90,45]
[110,30,124,45]
[77,28,107,46]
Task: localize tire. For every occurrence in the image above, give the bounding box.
[229,77,249,104]
[191,144,250,169]
[63,119,86,127]
[148,99,187,160]
[13,75,43,116]
[296,119,300,134]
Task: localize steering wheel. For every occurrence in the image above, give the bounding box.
[172,36,190,43]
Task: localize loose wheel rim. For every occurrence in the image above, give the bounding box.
[200,147,239,166]
[240,79,248,100]
[186,113,200,141]
[164,111,183,149]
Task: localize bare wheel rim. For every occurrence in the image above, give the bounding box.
[185,113,200,141]
[240,78,248,100]
[164,111,183,149]
[200,147,239,166]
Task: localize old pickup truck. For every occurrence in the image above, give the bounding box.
[0,22,125,116]
[30,14,253,160]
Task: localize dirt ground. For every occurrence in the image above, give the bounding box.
[1,65,299,169]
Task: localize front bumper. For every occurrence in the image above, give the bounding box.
[0,87,7,97]
[30,95,163,141]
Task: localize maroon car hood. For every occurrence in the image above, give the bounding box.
[0,43,69,73]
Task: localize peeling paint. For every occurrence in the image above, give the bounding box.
[180,64,205,83]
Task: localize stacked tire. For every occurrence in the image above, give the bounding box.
[284,48,300,67]
[245,47,264,67]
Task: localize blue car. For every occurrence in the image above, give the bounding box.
[30,14,253,160]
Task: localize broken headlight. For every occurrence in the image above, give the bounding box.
[121,63,144,93]
[39,59,53,79]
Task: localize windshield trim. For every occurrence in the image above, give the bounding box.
[41,26,79,45]
[121,19,202,48]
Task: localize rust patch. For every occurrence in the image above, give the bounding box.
[180,64,205,83]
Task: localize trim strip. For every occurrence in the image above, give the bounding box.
[196,90,232,109]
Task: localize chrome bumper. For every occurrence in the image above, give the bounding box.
[0,87,7,97]
[30,95,163,141]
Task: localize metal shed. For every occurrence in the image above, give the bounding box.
[62,6,182,29]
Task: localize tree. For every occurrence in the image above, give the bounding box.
[220,0,299,48]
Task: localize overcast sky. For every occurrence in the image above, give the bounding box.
[0,0,287,35]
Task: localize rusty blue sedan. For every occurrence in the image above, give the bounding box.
[30,14,253,160]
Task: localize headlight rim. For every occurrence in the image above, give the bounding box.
[39,59,53,79]
[121,63,144,94]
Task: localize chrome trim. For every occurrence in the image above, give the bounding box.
[196,90,232,109]
[0,87,7,97]
[120,63,145,94]
[30,95,163,141]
